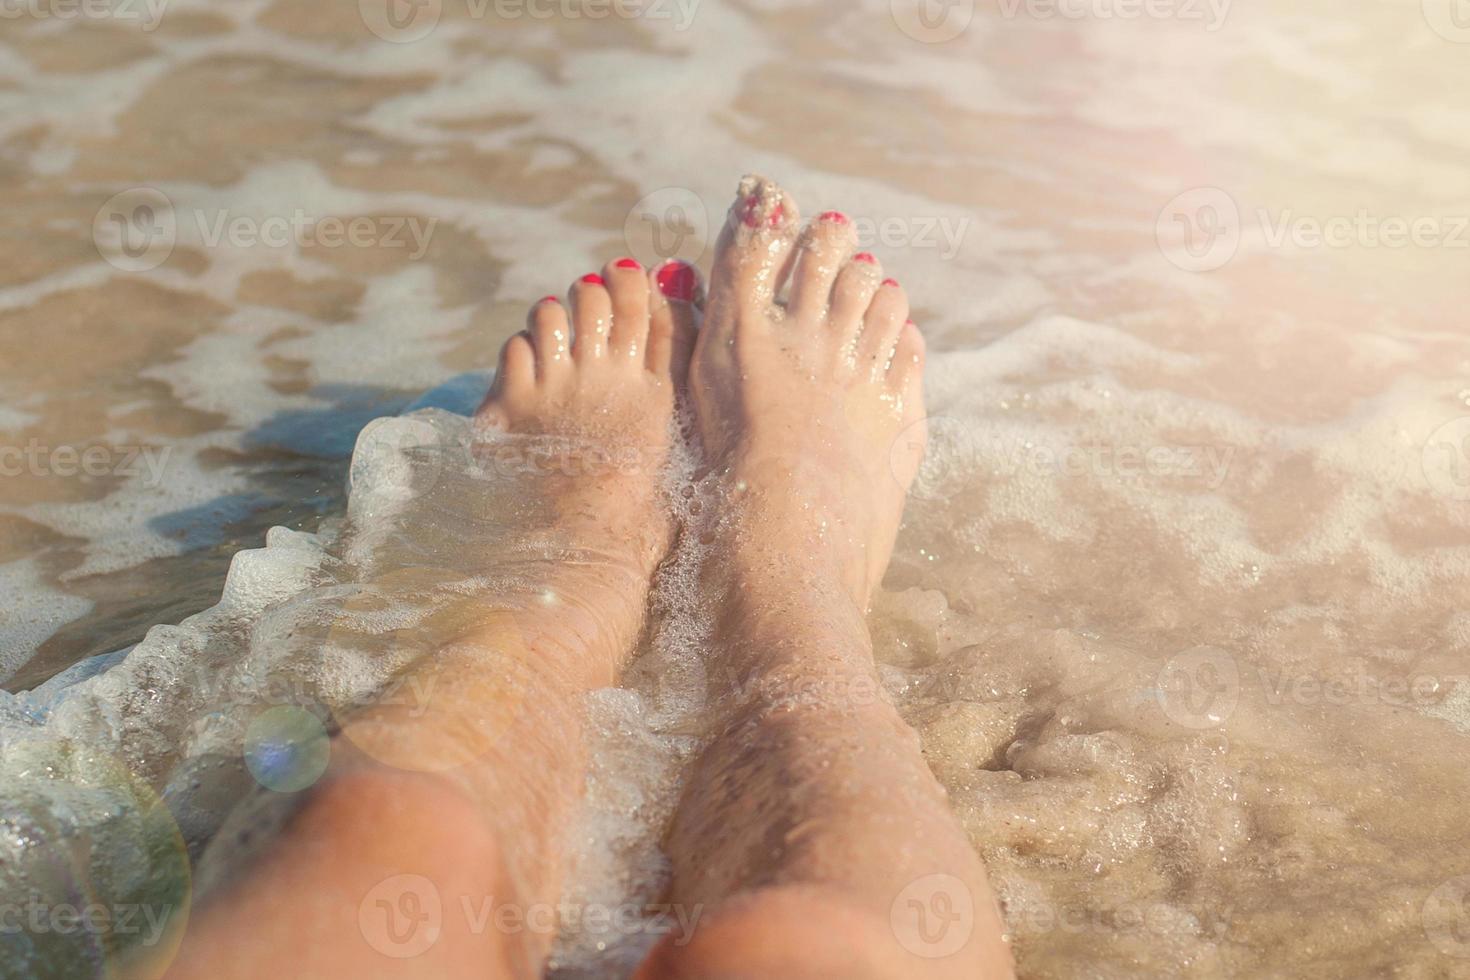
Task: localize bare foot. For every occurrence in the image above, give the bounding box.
[169,258,704,980]
[477,255,700,582]
[690,174,927,607]
[638,179,1012,980]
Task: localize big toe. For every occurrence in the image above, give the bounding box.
[703,174,801,342]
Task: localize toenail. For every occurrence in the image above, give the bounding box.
[614,257,641,270]
[656,261,698,302]
[739,196,761,227]
[882,278,900,287]
[818,210,849,225]
[580,273,605,286]
[740,196,784,229]
[853,252,877,264]
[538,295,560,305]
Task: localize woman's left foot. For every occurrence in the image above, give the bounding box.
[475,257,700,578]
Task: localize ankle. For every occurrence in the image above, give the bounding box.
[703,503,875,612]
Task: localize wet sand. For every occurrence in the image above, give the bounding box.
[2,0,1470,976]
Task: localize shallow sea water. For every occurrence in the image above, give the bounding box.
[2,0,1470,976]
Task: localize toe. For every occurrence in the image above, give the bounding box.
[786,211,857,326]
[702,175,801,343]
[887,318,926,396]
[569,272,613,363]
[479,331,536,424]
[648,260,701,385]
[856,277,909,381]
[828,252,884,362]
[527,296,572,385]
[604,257,652,364]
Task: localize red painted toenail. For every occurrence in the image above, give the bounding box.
[818,210,849,225]
[739,196,761,228]
[580,273,605,286]
[538,295,560,304]
[656,261,698,302]
[853,252,877,264]
[882,278,900,287]
[740,196,785,229]
[614,257,641,269]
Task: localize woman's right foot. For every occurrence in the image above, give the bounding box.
[690,174,929,609]
[640,178,1012,980]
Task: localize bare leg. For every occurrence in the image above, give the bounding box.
[164,257,700,980]
[637,179,1014,979]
